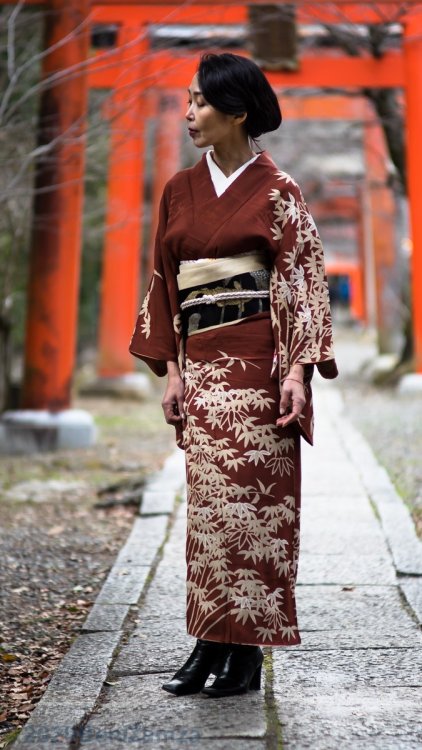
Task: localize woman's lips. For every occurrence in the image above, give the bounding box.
[188,128,199,137]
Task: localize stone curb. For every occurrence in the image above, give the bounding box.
[12,449,186,750]
[321,385,422,625]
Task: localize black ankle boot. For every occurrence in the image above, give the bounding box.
[162,639,228,696]
[201,645,263,698]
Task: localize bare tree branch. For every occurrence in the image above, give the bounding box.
[363,87,406,190]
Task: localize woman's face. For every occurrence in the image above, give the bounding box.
[186,74,241,149]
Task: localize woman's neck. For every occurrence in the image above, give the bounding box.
[211,141,257,178]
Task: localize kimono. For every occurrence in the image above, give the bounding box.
[130,151,337,647]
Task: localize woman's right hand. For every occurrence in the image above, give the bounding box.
[162,363,185,425]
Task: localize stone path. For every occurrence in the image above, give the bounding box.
[13,381,422,750]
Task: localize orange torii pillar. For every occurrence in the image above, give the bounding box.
[403,10,422,379]
[2,0,96,453]
[363,118,399,355]
[97,27,147,381]
[355,186,369,326]
[148,91,184,278]
[349,265,366,323]
[21,0,90,410]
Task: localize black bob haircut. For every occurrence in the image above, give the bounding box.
[197,53,282,139]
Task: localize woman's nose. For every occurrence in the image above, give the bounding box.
[185,103,194,120]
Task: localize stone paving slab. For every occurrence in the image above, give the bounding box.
[370,489,422,575]
[145,575,187,598]
[273,647,422,689]
[297,552,396,585]
[301,465,364,496]
[299,492,379,523]
[140,449,186,516]
[78,673,267,748]
[141,489,176,515]
[275,686,422,750]
[142,448,186,492]
[81,736,266,750]
[320,390,422,577]
[114,515,169,567]
[112,617,192,675]
[139,594,187,620]
[296,629,422,650]
[94,565,151,605]
[400,578,422,623]
[299,527,390,556]
[82,603,131,633]
[295,585,421,635]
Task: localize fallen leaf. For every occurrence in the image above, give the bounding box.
[7,667,26,676]
[47,525,65,536]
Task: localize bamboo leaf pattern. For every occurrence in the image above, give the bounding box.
[269,172,335,381]
[183,354,301,645]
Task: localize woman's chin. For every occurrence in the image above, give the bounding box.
[193,136,210,149]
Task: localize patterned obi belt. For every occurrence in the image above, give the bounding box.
[177,251,271,337]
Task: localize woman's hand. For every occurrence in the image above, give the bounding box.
[276,365,306,428]
[162,362,185,425]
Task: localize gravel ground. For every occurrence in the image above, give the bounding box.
[0,387,175,746]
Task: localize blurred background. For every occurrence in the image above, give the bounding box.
[0,1,421,416]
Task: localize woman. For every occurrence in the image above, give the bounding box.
[130,52,337,698]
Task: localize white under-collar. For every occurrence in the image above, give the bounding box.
[206,150,259,197]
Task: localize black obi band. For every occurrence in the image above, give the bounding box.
[178,268,270,337]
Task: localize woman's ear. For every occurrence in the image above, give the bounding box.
[232,112,247,127]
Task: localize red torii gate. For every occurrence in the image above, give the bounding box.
[3,0,422,415]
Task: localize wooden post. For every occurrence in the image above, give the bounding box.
[403,10,422,372]
[21,0,90,410]
[97,27,147,378]
[148,90,183,277]
[355,185,368,325]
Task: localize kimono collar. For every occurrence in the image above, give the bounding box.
[206,150,260,197]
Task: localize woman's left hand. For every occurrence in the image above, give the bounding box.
[276,376,306,428]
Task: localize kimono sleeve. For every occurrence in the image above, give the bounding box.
[129,187,179,377]
[269,180,338,384]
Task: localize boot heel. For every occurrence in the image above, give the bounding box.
[249,664,261,690]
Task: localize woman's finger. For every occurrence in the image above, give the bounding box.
[162,400,182,424]
[278,383,305,427]
[177,396,186,420]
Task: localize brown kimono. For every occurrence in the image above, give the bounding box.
[130,151,337,646]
